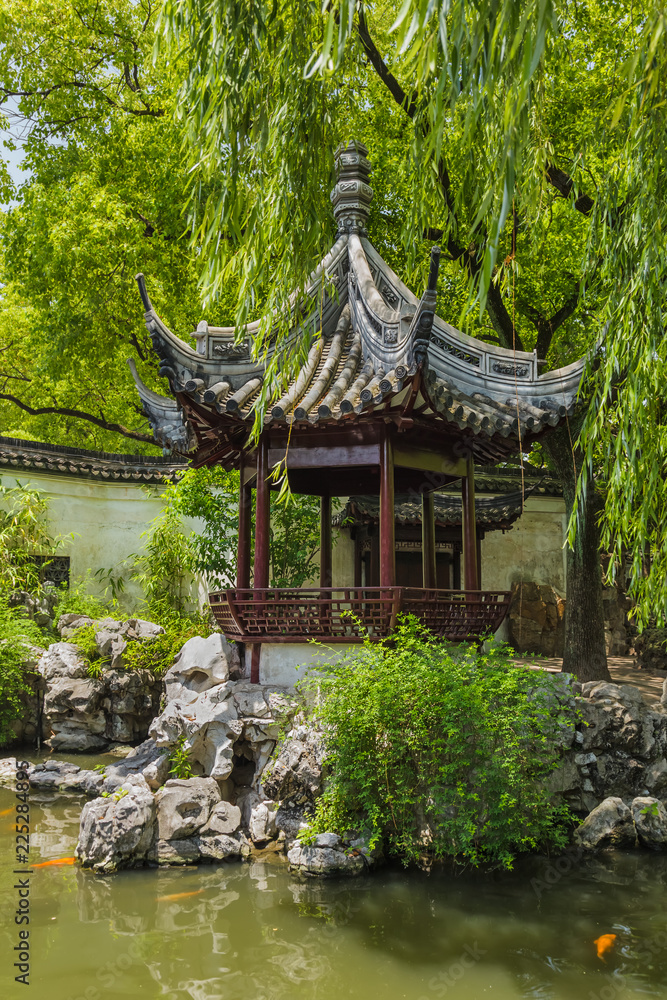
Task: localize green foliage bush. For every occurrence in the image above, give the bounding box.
[133,467,324,606]
[0,480,67,593]
[303,617,572,869]
[131,496,194,613]
[52,577,110,626]
[169,734,194,779]
[121,601,215,677]
[0,597,45,745]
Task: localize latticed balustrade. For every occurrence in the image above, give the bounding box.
[209,587,511,643]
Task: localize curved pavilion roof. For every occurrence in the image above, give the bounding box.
[131,141,585,469]
[333,490,526,532]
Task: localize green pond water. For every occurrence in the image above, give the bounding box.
[2,757,667,1000]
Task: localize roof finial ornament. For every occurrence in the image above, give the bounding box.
[331,140,373,237]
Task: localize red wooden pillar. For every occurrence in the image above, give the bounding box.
[251,432,270,683]
[422,491,437,589]
[320,495,332,588]
[253,432,270,590]
[379,427,395,589]
[237,453,252,590]
[461,454,479,591]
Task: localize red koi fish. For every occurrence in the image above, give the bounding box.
[157,889,205,902]
[32,857,77,869]
[594,934,617,961]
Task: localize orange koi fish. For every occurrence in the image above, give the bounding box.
[0,806,16,817]
[157,889,205,902]
[32,857,77,869]
[594,934,617,961]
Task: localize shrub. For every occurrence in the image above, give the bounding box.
[0,480,66,593]
[131,500,194,613]
[169,734,193,779]
[302,616,572,869]
[0,597,46,745]
[52,574,110,626]
[121,601,216,676]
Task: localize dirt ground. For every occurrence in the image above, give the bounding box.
[514,654,667,706]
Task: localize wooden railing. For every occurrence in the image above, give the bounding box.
[209,587,511,643]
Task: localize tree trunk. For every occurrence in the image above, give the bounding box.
[543,423,611,682]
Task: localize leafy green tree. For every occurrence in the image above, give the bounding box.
[0,0,234,451]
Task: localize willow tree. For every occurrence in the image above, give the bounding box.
[156,0,667,680]
[0,0,234,451]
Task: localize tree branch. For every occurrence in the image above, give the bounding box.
[357,6,417,118]
[519,283,580,359]
[546,164,595,215]
[0,394,156,444]
[486,283,525,352]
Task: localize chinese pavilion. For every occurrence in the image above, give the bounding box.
[131,141,584,681]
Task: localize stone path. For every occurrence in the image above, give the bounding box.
[515,654,666,705]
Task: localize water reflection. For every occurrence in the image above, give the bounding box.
[1,785,667,1000]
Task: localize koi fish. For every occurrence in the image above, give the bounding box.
[594,934,617,961]
[32,857,77,869]
[0,806,15,817]
[157,889,205,902]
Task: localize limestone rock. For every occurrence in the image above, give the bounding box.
[575,796,637,849]
[261,729,324,805]
[95,629,127,669]
[38,642,90,681]
[150,684,240,780]
[645,759,667,797]
[156,837,201,865]
[631,796,667,849]
[287,839,369,877]
[201,801,242,836]
[142,752,171,791]
[29,760,104,796]
[58,614,94,638]
[164,634,240,705]
[0,757,21,785]
[634,627,667,671]
[314,832,341,849]
[198,834,244,860]
[102,738,168,791]
[125,618,165,640]
[38,645,161,751]
[275,806,310,842]
[155,777,221,841]
[76,774,156,873]
[248,800,278,844]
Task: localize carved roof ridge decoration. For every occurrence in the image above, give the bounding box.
[0,435,186,483]
[132,140,588,466]
[128,359,196,455]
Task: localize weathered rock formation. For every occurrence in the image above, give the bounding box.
[287,833,378,877]
[37,642,161,751]
[549,679,667,815]
[508,582,565,657]
[575,794,667,850]
[76,774,157,873]
[634,626,667,671]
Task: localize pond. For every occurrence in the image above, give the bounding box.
[1,770,667,1000]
